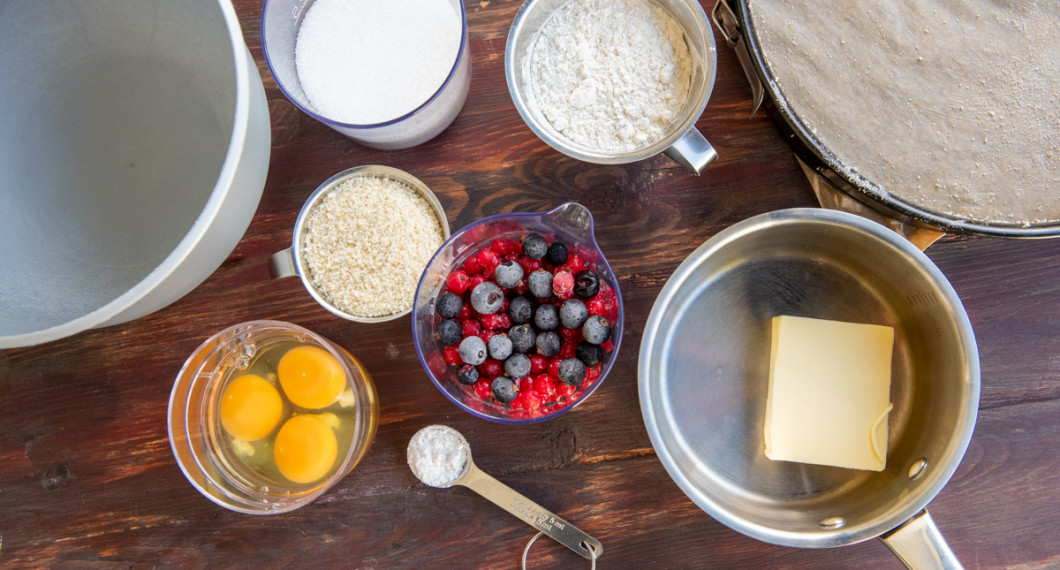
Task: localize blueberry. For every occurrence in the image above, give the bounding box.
[527,269,553,299]
[508,295,533,324]
[574,270,600,299]
[545,242,569,266]
[494,260,524,289]
[557,358,587,386]
[535,331,561,357]
[522,233,548,260]
[508,324,536,353]
[504,353,532,379]
[582,315,611,345]
[534,303,559,331]
[491,376,519,404]
[575,340,605,367]
[456,364,479,385]
[437,319,462,346]
[470,281,504,314]
[458,335,487,365]
[559,298,588,329]
[488,334,513,360]
[436,292,463,319]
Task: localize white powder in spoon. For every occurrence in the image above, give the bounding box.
[295,0,462,125]
[407,425,469,487]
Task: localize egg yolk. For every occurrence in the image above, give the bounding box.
[219,374,284,442]
[278,345,347,409]
[273,414,338,484]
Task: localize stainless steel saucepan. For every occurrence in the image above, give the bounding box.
[639,208,979,569]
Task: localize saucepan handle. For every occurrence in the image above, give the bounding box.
[796,158,945,251]
[879,509,963,570]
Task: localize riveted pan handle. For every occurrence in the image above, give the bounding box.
[711,0,765,116]
[797,158,945,251]
[880,509,963,570]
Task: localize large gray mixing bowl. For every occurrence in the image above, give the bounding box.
[0,0,271,348]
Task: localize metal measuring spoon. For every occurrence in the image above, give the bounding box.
[407,425,603,561]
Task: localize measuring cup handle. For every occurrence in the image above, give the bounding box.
[664,127,718,175]
[460,466,603,560]
[270,247,297,279]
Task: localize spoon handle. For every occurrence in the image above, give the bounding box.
[459,464,603,560]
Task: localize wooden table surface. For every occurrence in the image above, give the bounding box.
[2,1,1058,568]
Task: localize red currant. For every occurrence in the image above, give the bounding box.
[518,256,543,275]
[547,357,562,378]
[564,253,588,273]
[586,297,607,316]
[533,375,557,401]
[468,273,488,292]
[457,303,472,321]
[443,345,462,366]
[473,378,492,399]
[480,312,510,331]
[529,354,548,374]
[464,255,483,274]
[558,342,576,359]
[482,358,504,378]
[553,270,574,299]
[523,390,543,411]
[477,248,500,274]
[559,326,581,343]
[446,269,471,294]
[461,320,482,338]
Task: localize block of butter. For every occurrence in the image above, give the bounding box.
[764,315,894,471]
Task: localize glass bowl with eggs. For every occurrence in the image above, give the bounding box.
[168,320,378,514]
[412,202,624,424]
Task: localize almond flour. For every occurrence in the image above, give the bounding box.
[529,0,692,153]
[303,175,444,318]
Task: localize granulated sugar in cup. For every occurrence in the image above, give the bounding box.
[271,165,451,323]
[262,0,471,149]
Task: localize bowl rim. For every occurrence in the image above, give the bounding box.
[0,0,262,349]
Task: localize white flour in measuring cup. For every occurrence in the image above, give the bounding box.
[407,425,469,487]
[294,0,462,125]
[529,0,692,152]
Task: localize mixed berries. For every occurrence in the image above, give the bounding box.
[431,233,619,419]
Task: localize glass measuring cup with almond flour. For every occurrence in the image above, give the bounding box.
[506,0,718,174]
[270,165,451,323]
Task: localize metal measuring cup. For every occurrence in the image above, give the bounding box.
[270,165,451,323]
[505,0,719,174]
